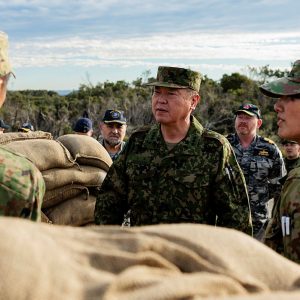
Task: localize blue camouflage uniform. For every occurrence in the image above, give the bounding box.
[95,116,252,234]
[227,133,286,236]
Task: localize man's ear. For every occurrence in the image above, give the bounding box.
[191,94,200,111]
[257,118,263,129]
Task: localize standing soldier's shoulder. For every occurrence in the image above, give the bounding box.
[203,128,230,146]
[259,136,281,153]
[261,136,275,145]
[129,125,152,141]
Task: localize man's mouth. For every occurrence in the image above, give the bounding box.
[277,117,284,126]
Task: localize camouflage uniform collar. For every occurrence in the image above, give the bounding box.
[143,116,204,154]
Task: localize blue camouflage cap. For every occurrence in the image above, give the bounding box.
[146,66,202,92]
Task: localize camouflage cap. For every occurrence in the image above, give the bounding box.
[0,31,12,77]
[146,66,202,92]
[260,60,300,98]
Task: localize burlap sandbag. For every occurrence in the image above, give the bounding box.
[41,211,52,224]
[1,219,300,300]
[57,134,112,171]
[2,139,75,171]
[42,184,89,209]
[44,194,96,226]
[0,131,53,145]
[42,165,107,190]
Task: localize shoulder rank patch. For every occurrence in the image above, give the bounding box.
[263,137,275,144]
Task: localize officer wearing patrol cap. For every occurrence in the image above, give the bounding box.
[73,117,93,137]
[95,66,252,234]
[0,31,45,221]
[227,103,286,240]
[99,109,127,161]
[281,140,300,174]
[260,60,300,263]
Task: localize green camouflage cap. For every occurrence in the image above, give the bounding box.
[146,66,202,92]
[0,31,12,77]
[260,60,300,98]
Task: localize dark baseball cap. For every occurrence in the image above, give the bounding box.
[102,110,127,124]
[73,117,93,133]
[146,66,202,93]
[0,119,9,129]
[235,103,261,119]
[260,60,300,98]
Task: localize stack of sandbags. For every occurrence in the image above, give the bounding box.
[1,132,112,226]
[2,218,300,300]
[44,134,112,226]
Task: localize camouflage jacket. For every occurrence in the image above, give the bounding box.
[227,133,286,234]
[95,116,252,233]
[265,160,300,263]
[284,157,300,175]
[0,147,45,221]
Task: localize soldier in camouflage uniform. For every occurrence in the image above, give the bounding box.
[95,66,252,234]
[282,140,300,174]
[0,31,45,221]
[260,60,300,263]
[227,104,286,239]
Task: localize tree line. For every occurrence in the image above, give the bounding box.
[2,65,289,142]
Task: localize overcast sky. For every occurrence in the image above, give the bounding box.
[1,0,300,90]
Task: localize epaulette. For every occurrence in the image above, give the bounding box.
[263,137,275,144]
[203,128,228,145]
[132,125,152,134]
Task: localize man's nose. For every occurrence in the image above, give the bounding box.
[157,93,168,103]
[111,126,118,133]
[274,98,284,112]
